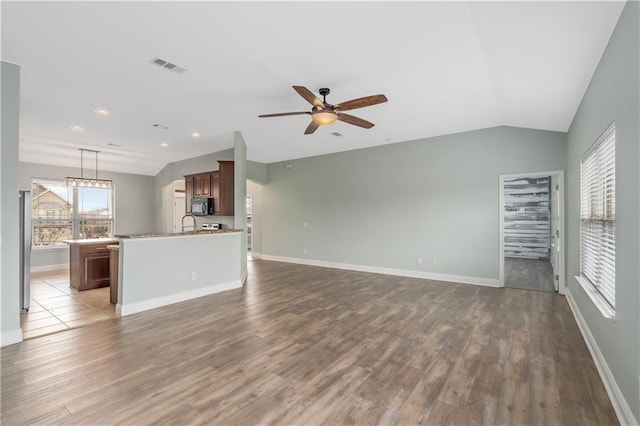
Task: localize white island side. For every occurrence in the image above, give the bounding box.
[115,230,243,316]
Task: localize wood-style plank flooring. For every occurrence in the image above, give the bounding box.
[505,257,556,293]
[1,260,617,425]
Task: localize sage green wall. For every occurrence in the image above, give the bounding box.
[263,126,566,280]
[234,132,248,279]
[566,0,639,419]
[247,160,267,184]
[119,233,241,307]
[1,61,21,345]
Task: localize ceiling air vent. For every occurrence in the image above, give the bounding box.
[331,132,344,137]
[150,57,188,74]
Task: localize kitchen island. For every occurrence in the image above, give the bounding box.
[113,229,243,316]
[64,238,119,291]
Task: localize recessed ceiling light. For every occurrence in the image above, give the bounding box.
[70,125,85,132]
[191,132,200,138]
[94,109,110,117]
[160,142,169,147]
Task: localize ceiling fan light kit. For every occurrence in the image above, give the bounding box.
[312,110,338,125]
[259,85,388,134]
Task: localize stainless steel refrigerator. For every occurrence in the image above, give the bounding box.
[19,190,31,312]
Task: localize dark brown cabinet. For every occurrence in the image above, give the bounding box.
[184,160,234,216]
[185,175,193,213]
[193,173,212,197]
[69,241,117,291]
[216,161,235,216]
[194,174,204,197]
[109,246,119,305]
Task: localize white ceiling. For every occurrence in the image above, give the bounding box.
[2,1,625,176]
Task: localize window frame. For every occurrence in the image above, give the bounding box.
[31,178,116,247]
[577,122,616,318]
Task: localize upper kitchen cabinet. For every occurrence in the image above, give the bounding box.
[185,175,194,213]
[193,173,211,197]
[216,161,234,216]
[184,160,234,216]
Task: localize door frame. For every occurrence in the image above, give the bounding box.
[499,170,565,294]
[173,192,186,233]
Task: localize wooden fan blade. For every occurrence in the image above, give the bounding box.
[336,113,375,129]
[293,86,324,107]
[258,111,311,118]
[304,121,320,134]
[335,94,388,112]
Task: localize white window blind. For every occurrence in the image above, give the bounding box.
[580,123,615,309]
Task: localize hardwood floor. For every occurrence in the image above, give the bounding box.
[2,260,617,425]
[505,257,556,293]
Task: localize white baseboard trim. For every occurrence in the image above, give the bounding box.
[250,252,262,259]
[1,329,23,347]
[31,263,69,273]
[242,269,248,285]
[261,255,500,288]
[119,280,242,317]
[565,289,637,426]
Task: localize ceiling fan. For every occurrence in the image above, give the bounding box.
[259,86,388,135]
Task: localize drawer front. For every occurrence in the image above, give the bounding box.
[80,243,112,255]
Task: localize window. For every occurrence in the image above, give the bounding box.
[31,179,114,247]
[580,123,615,311]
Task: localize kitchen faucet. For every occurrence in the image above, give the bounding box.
[181,214,197,233]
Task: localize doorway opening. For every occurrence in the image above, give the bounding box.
[162,179,186,233]
[246,180,262,261]
[499,171,565,294]
[246,195,253,260]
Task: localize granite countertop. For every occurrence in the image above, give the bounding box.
[115,229,243,239]
[106,245,119,250]
[63,237,119,245]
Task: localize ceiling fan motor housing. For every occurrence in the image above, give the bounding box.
[318,88,333,107]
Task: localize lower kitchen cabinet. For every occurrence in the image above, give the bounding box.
[108,245,119,305]
[68,240,118,291]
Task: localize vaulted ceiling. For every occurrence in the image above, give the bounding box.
[2,1,625,175]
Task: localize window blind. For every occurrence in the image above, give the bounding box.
[580,123,615,309]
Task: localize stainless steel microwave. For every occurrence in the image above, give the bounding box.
[191,197,213,216]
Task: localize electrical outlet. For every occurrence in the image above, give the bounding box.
[303,248,308,255]
[417,257,423,265]
[432,258,438,265]
[190,272,196,280]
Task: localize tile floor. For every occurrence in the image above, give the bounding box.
[20,269,116,339]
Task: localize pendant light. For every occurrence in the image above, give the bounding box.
[65,149,113,189]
